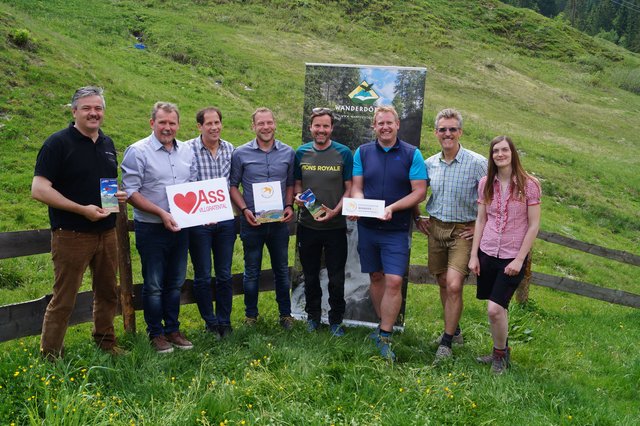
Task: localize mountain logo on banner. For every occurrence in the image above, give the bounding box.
[348,80,379,106]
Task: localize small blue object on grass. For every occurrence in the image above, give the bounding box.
[134,43,146,49]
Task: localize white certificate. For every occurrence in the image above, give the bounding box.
[252,181,284,223]
[341,197,385,218]
[166,178,234,229]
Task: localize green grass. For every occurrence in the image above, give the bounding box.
[1,288,638,425]
[1,0,639,424]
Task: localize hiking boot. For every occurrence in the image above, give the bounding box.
[433,345,453,363]
[306,319,319,332]
[206,325,221,341]
[368,326,380,341]
[329,323,345,337]
[101,345,129,356]
[476,353,494,364]
[217,324,233,339]
[166,331,194,350]
[375,335,396,361]
[280,315,295,330]
[244,316,258,326]
[492,352,510,375]
[433,332,464,346]
[477,347,510,365]
[41,347,64,362]
[151,335,174,354]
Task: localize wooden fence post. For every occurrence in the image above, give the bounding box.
[515,252,532,304]
[116,201,136,334]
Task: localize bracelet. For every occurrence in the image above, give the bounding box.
[285,204,294,209]
[241,207,249,213]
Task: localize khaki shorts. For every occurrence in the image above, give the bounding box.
[427,217,474,277]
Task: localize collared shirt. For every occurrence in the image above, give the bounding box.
[185,136,234,181]
[121,133,197,223]
[353,139,427,231]
[425,145,487,222]
[34,122,118,232]
[229,138,294,212]
[478,175,541,259]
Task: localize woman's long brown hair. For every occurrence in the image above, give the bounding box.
[483,135,538,203]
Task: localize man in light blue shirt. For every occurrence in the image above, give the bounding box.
[121,102,197,354]
[229,107,296,330]
[416,108,487,363]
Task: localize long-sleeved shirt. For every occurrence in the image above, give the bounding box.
[121,133,196,223]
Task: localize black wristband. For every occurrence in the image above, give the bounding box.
[285,204,294,209]
[241,207,249,213]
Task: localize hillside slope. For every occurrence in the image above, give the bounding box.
[0,0,638,281]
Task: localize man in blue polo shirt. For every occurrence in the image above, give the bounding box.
[32,86,127,359]
[229,107,296,330]
[351,106,427,361]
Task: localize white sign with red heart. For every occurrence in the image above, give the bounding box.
[165,178,234,229]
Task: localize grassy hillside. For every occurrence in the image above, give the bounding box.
[1,0,638,295]
[0,0,639,424]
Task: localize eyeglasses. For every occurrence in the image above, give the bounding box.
[437,127,459,133]
[312,107,333,114]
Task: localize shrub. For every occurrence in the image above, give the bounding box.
[7,28,36,51]
[609,66,640,95]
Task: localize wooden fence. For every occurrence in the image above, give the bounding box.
[1,209,639,343]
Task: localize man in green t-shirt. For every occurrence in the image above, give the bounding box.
[294,108,353,337]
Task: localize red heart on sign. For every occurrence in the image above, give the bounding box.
[173,192,197,214]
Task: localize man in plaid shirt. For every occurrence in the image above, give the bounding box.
[186,107,236,339]
[416,108,487,363]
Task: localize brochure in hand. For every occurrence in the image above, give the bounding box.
[253,181,284,223]
[299,188,326,220]
[100,178,119,213]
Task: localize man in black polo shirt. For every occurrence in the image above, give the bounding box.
[32,86,127,359]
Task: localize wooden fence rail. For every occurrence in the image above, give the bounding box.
[1,219,638,343]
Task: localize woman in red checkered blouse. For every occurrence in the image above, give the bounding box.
[468,135,541,374]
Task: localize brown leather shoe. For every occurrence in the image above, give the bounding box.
[101,345,129,356]
[150,335,174,354]
[166,331,194,350]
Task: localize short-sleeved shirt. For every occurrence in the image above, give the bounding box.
[121,133,197,223]
[185,136,234,182]
[34,123,118,232]
[229,139,294,212]
[425,145,487,223]
[353,146,427,180]
[353,139,427,231]
[478,175,541,259]
[294,140,353,230]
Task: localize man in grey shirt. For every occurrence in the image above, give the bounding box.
[229,107,296,330]
[121,102,197,354]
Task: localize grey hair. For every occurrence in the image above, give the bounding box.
[434,108,463,129]
[71,86,105,109]
[151,102,180,121]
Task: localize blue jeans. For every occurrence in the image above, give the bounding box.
[240,219,291,318]
[189,219,236,327]
[135,221,189,338]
